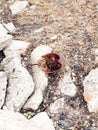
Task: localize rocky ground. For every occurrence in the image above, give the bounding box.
[0,0,98,130]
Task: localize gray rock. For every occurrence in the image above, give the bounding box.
[23,45,52,110]
[9,1,28,15]
[30,112,55,130]
[0,110,40,130]
[83,68,98,112]
[58,73,77,97]
[0,72,7,108]
[2,54,34,111]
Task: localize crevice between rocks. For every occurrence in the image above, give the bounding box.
[67,65,90,113]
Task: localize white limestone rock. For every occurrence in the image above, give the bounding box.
[0,34,12,50]
[10,1,28,15]
[30,112,55,130]
[49,98,65,114]
[31,45,52,91]
[2,54,34,111]
[0,24,8,35]
[50,35,58,41]
[23,89,43,110]
[34,27,44,33]
[58,73,77,97]
[0,24,12,50]
[4,40,30,56]
[0,72,7,108]
[93,48,98,62]
[0,110,40,130]
[83,68,98,112]
[30,4,36,10]
[3,22,16,33]
[24,45,52,110]
[31,45,52,64]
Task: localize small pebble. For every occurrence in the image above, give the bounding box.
[10,1,28,15]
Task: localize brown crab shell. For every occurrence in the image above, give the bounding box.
[37,53,63,73]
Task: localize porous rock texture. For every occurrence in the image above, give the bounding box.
[2,54,34,111]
